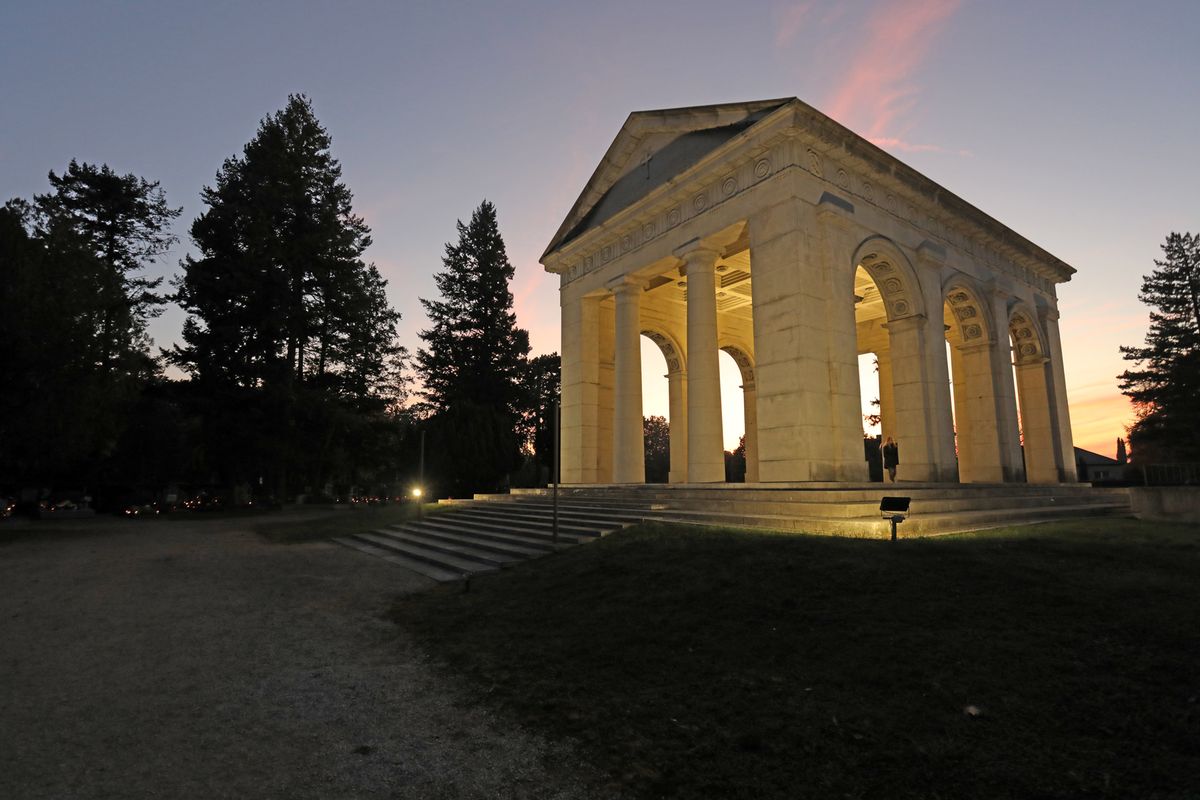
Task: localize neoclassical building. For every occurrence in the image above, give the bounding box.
[541,99,1077,485]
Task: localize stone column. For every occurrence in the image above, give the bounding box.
[916,255,958,482]
[677,241,725,483]
[668,371,688,483]
[560,292,600,483]
[886,314,951,482]
[1015,358,1061,483]
[1041,306,1078,481]
[748,197,857,481]
[609,278,645,483]
[742,380,760,482]
[596,301,615,483]
[987,289,1024,481]
[877,350,896,443]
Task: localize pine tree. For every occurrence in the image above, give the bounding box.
[35,160,180,332]
[1118,232,1200,462]
[171,95,404,493]
[416,201,531,493]
[0,159,178,486]
[417,201,531,414]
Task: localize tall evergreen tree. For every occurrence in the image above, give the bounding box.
[1118,232,1200,462]
[35,160,180,332]
[171,95,404,494]
[0,160,177,486]
[416,201,531,493]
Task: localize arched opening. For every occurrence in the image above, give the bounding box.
[852,236,958,483]
[943,282,1000,482]
[718,345,757,482]
[640,329,687,483]
[1008,306,1061,483]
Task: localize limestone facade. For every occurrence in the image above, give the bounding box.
[541,99,1078,485]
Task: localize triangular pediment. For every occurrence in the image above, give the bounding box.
[542,98,795,259]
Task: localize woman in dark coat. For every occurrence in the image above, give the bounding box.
[882,436,899,482]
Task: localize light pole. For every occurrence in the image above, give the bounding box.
[415,428,426,521]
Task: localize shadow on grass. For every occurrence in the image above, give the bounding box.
[391,519,1200,799]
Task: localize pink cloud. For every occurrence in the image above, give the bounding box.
[822,0,961,150]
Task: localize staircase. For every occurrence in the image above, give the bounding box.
[500,483,1133,538]
[334,483,1133,581]
[332,499,637,582]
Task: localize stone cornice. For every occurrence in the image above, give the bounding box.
[543,98,1076,294]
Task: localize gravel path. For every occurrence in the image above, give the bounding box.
[0,515,599,799]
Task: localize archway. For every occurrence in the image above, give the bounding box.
[942,280,1022,482]
[641,329,688,483]
[852,236,956,482]
[719,344,758,482]
[1008,305,1062,483]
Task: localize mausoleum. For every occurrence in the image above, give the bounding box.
[541,98,1077,486]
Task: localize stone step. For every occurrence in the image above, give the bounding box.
[511,485,1131,506]
[450,504,634,532]
[388,523,553,558]
[331,537,464,583]
[643,501,1131,538]
[354,531,501,575]
[418,510,606,542]
[489,492,1127,521]
[368,527,527,567]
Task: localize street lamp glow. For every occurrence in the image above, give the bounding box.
[412,487,423,499]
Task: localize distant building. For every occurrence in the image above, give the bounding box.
[1075,447,1122,483]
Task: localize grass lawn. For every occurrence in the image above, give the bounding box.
[390,519,1200,799]
[256,502,444,543]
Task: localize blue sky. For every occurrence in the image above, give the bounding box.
[4,0,1198,456]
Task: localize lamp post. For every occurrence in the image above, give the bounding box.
[415,429,426,521]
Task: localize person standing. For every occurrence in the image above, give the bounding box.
[883,436,899,482]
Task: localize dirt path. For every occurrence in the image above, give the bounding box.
[0,515,595,799]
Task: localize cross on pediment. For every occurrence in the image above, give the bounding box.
[640,149,652,180]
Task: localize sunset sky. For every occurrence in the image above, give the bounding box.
[4,0,1198,459]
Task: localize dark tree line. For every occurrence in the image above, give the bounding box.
[1,96,558,506]
[1120,231,1200,463]
[0,162,179,490]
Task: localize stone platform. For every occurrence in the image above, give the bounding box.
[493,482,1133,538]
[335,483,1133,581]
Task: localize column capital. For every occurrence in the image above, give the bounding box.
[673,238,721,267]
[881,313,927,334]
[1014,356,1050,369]
[606,275,645,294]
[955,340,994,356]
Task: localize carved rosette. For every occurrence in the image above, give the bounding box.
[643,330,684,374]
[1008,310,1046,365]
[719,345,755,387]
[859,250,917,321]
[945,283,990,344]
